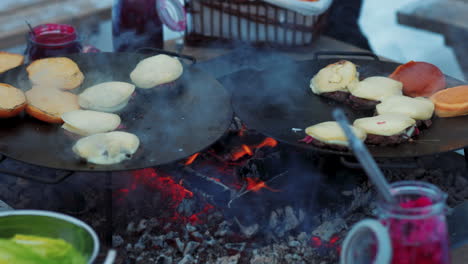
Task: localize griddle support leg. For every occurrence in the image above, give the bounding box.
[105,171,113,247]
[464,148,468,170]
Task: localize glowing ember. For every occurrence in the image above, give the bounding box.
[256,137,278,148]
[246,178,281,193]
[329,234,340,245]
[132,168,193,209]
[242,144,253,155]
[185,153,200,166]
[238,124,248,137]
[311,236,322,247]
[187,204,215,224]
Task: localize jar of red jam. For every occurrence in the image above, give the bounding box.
[341,181,450,264]
[26,24,82,62]
[378,181,450,264]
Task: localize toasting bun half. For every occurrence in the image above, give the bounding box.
[0,83,26,118]
[62,110,121,136]
[26,57,84,90]
[79,82,135,112]
[304,121,366,149]
[0,52,24,74]
[25,87,80,123]
[130,54,183,89]
[310,60,359,96]
[73,131,140,165]
[430,85,468,117]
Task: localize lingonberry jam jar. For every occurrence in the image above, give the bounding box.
[378,181,450,264]
[26,24,82,61]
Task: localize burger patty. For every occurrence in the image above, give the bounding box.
[365,126,417,146]
[300,136,349,151]
[348,95,380,110]
[416,119,433,129]
[321,91,350,103]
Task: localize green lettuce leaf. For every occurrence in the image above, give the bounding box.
[11,235,86,264]
[0,239,49,264]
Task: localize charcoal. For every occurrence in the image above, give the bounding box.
[137,219,148,232]
[214,221,230,237]
[175,238,185,253]
[186,224,197,233]
[178,255,194,264]
[156,255,172,264]
[224,243,246,252]
[112,235,124,248]
[184,241,200,255]
[288,240,301,248]
[216,254,240,264]
[126,222,136,233]
[236,220,259,238]
[151,235,165,248]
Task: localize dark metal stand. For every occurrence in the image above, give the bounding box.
[105,171,113,247]
[0,154,74,184]
[464,148,468,169]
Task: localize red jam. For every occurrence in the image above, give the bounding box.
[382,196,450,264]
[27,24,81,61]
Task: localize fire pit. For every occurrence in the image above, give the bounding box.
[0,49,467,264]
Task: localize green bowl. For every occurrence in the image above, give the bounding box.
[0,210,99,263]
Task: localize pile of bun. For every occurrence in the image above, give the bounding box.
[304,59,466,150]
[0,52,184,165]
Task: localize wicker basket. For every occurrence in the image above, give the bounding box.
[184,0,329,48]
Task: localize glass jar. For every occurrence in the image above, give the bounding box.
[112,0,186,52]
[378,181,450,264]
[26,24,82,62]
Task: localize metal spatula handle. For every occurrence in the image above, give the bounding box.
[333,108,396,204]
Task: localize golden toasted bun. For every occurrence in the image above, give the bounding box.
[0,83,26,118]
[0,52,24,74]
[25,87,80,123]
[377,95,434,120]
[348,76,403,101]
[430,85,468,117]
[305,121,366,146]
[62,110,121,136]
[353,113,416,136]
[130,54,183,89]
[73,131,140,165]
[26,57,84,90]
[310,60,359,94]
[79,82,135,112]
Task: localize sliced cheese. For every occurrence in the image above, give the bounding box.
[72,131,140,165]
[62,110,121,136]
[376,95,434,120]
[305,121,366,146]
[353,113,416,136]
[310,60,359,94]
[79,82,135,112]
[348,76,402,101]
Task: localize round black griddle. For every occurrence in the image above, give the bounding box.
[0,52,233,171]
[226,52,468,158]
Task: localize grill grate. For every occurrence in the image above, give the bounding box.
[184,0,329,48]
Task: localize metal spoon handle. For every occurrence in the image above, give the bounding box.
[102,250,116,264]
[333,108,396,204]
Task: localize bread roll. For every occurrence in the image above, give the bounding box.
[348,76,403,101]
[130,54,183,88]
[430,85,468,117]
[310,60,359,94]
[0,52,24,74]
[72,131,140,165]
[353,113,416,136]
[305,121,366,146]
[0,83,26,118]
[26,57,84,90]
[78,82,135,112]
[377,96,434,120]
[25,87,80,123]
[62,110,121,136]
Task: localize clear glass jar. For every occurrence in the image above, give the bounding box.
[378,181,450,264]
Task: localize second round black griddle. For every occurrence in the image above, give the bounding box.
[0,52,233,171]
[225,53,468,158]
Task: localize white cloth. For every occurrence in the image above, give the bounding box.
[262,0,333,16]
